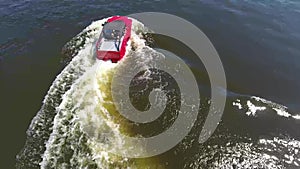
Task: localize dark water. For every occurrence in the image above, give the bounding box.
[1,0,300,168]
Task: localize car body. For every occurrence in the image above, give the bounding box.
[96,16,132,63]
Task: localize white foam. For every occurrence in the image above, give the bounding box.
[250,96,299,120]
[187,136,299,168]
[232,100,242,109]
[188,136,300,168]
[273,107,291,118]
[259,137,300,167]
[245,100,266,116]
[40,16,151,168]
[292,114,300,120]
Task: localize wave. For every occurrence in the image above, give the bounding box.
[232,96,300,120]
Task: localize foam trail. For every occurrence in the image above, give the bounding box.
[40,61,119,168]
[16,18,107,169]
[39,17,159,168]
[17,15,161,168]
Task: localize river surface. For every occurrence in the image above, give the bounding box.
[1,0,300,168]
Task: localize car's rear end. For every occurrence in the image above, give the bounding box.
[97,50,120,62]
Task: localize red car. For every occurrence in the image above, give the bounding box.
[96,16,132,63]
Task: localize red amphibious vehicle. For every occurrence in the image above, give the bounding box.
[96,16,132,63]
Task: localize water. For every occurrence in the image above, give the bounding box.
[1,0,300,168]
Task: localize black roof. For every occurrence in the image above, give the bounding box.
[102,20,126,40]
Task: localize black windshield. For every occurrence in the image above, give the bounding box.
[102,20,126,40]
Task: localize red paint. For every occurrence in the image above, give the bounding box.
[96,16,132,62]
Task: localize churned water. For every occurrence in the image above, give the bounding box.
[1,0,300,168]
